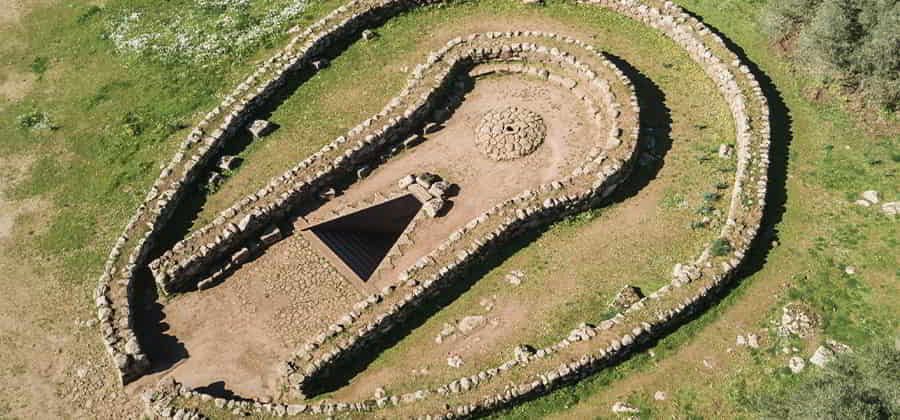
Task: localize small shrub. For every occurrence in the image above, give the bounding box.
[756,340,900,419]
[660,191,687,210]
[30,56,49,75]
[702,191,721,203]
[763,0,900,110]
[560,208,602,227]
[711,238,732,257]
[16,110,57,130]
[77,5,103,24]
[121,112,143,137]
[696,205,715,216]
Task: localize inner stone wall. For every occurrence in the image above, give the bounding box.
[95,0,773,417]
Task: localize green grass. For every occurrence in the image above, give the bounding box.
[0,0,342,281]
[0,0,897,417]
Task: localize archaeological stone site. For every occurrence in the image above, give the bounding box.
[98,0,772,417]
[3,0,897,418]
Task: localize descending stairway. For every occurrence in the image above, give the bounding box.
[312,230,397,280]
[307,194,422,281]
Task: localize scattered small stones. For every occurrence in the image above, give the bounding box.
[861,190,880,205]
[826,338,852,354]
[513,344,535,361]
[206,172,223,190]
[611,401,639,414]
[611,285,644,310]
[429,181,451,198]
[505,270,525,285]
[259,226,282,246]
[788,356,805,373]
[747,333,760,349]
[217,155,240,171]
[312,58,330,70]
[447,354,463,368]
[397,174,415,189]
[718,144,733,158]
[808,339,851,369]
[423,198,445,218]
[809,345,835,368]
[479,297,495,312]
[457,315,486,334]
[319,188,336,201]
[356,165,372,179]
[415,173,440,189]
[403,134,423,148]
[778,303,817,338]
[435,322,456,344]
[362,29,378,41]
[248,119,274,139]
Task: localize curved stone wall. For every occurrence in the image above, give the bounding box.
[275,30,641,398]
[95,0,772,416]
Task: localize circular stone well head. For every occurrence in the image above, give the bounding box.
[475,106,546,161]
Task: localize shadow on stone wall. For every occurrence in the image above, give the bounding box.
[301,55,670,397]
[482,12,793,419]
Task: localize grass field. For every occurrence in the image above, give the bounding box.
[0,0,896,418]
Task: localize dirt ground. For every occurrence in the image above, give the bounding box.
[0,69,34,111]
[139,234,363,400]
[139,70,601,401]
[0,154,144,419]
[311,73,598,288]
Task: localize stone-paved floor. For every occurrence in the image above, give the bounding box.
[156,233,361,398]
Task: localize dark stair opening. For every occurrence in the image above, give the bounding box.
[306,194,422,281]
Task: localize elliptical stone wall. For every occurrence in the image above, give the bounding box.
[94,0,440,384]
[98,0,772,416]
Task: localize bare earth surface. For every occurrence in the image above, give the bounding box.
[0,155,143,419]
[308,73,597,289]
[143,70,600,400]
[147,234,362,400]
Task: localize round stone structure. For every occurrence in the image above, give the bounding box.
[475,106,546,161]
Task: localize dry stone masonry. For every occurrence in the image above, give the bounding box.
[475,106,547,161]
[91,0,775,416]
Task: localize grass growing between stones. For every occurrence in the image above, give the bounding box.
[262,0,737,404]
[494,0,899,418]
[0,0,896,418]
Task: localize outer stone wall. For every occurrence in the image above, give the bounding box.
[99,0,772,417]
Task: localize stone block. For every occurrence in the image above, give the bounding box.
[248,120,274,139]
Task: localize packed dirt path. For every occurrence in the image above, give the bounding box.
[0,155,144,419]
